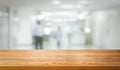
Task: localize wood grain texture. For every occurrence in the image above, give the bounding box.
[0,66,120,70]
[0,50,120,70]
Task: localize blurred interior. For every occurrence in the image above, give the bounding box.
[0,0,120,50]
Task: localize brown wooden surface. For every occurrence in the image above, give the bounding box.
[0,50,120,70]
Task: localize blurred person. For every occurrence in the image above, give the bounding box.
[68,32,72,46]
[66,26,72,46]
[54,27,62,48]
[32,25,36,45]
[34,21,44,50]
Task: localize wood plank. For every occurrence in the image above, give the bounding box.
[0,50,120,70]
[0,66,120,70]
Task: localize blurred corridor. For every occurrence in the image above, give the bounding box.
[0,0,120,50]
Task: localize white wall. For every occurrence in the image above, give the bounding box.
[17,8,33,45]
[0,6,10,50]
[91,6,120,49]
[105,7,120,49]
[92,11,107,48]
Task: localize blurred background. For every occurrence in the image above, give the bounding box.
[0,0,120,50]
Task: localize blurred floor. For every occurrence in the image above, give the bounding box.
[16,45,103,50]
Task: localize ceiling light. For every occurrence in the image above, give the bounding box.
[80,0,88,5]
[76,5,84,8]
[61,4,74,9]
[84,27,91,33]
[78,11,89,19]
[37,15,45,20]
[52,0,61,5]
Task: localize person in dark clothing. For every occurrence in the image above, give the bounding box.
[35,36,43,49]
[34,21,44,50]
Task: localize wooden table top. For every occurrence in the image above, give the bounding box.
[0,50,120,67]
